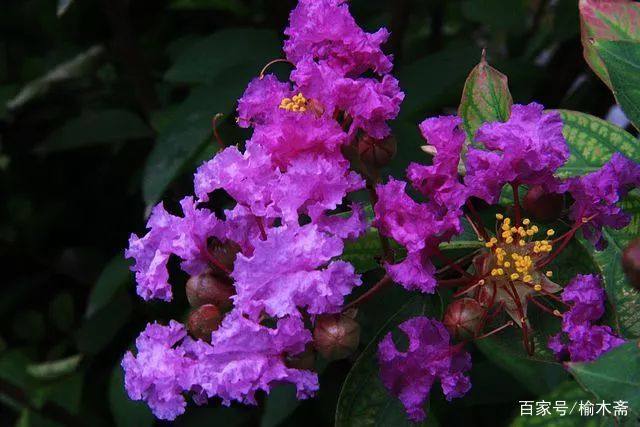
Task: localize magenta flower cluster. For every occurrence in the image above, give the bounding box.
[121,0,640,423]
[548,274,625,362]
[123,0,403,420]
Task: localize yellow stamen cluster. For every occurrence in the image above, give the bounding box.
[279,93,308,112]
[481,215,556,290]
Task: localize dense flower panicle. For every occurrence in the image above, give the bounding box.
[548,274,624,362]
[121,321,194,420]
[408,115,467,211]
[284,0,392,76]
[565,153,640,250]
[125,198,225,301]
[122,315,318,421]
[231,223,361,319]
[378,317,471,422]
[465,103,569,203]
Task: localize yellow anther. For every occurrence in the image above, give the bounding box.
[502,231,512,238]
[519,240,526,246]
[505,237,514,244]
[523,275,533,283]
[279,92,308,112]
[534,284,542,291]
[504,261,511,268]
[497,268,504,275]
[510,273,520,280]
[546,229,555,236]
[523,218,530,225]
[485,242,494,248]
[496,213,504,220]
[526,229,535,236]
[503,218,511,225]
[545,271,553,277]
[531,225,539,233]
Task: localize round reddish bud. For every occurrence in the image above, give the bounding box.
[285,344,316,371]
[187,304,223,342]
[208,239,241,272]
[522,185,564,222]
[186,271,234,309]
[358,134,397,170]
[313,314,360,360]
[443,298,485,340]
[623,238,640,290]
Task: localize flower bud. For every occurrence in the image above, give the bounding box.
[522,185,564,222]
[187,304,223,342]
[623,238,640,290]
[313,314,360,360]
[443,298,485,340]
[186,271,234,309]
[285,344,316,371]
[208,239,241,272]
[358,134,396,170]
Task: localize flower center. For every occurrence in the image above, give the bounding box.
[483,214,554,290]
[279,92,308,112]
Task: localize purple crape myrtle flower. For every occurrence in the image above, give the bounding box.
[564,153,640,250]
[282,0,403,140]
[125,197,226,301]
[194,141,364,225]
[378,317,471,422]
[237,75,351,166]
[373,117,466,293]
[548,274,624,362]
[465,103,569,204]
[183,311,318,406]
[121,321,195,420]
[231,223,361,319]
[284,0,392,76]
[122,314,318,421]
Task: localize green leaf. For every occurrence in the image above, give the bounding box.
[595,40,640,130]
[48,292,74,332]
[57,0,74,17]
[399,43,480,119]
[335,297,435,427]
[164,28,280,85]
[579,194,640,338]
[509,380,607,427]
[342,227,382,274]
[462,0,527,33]
[37,109,152,153]
[579,0,640,89]
[26,355,82,380]
[260,384,300,427]
[458,51,513,142]
[86,255,131,317]
[76,292,132,354]
[31,373,84,415]
[557,110,639,177]
[143,76,246,206]
[109,366,153,427]
[568,341,640,416]
[475,329,565,396]
[169,0,248,14]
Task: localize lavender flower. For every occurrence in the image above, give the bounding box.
[378,317,471,422]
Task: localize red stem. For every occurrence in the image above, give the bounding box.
[527,295,562,317]
[434,249,474,279]
[212,113,225,149]
[474,321,514,341]
[465,200,490,241]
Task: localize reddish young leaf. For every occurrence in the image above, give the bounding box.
[579,0,640,88]
[458,50,513,142]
